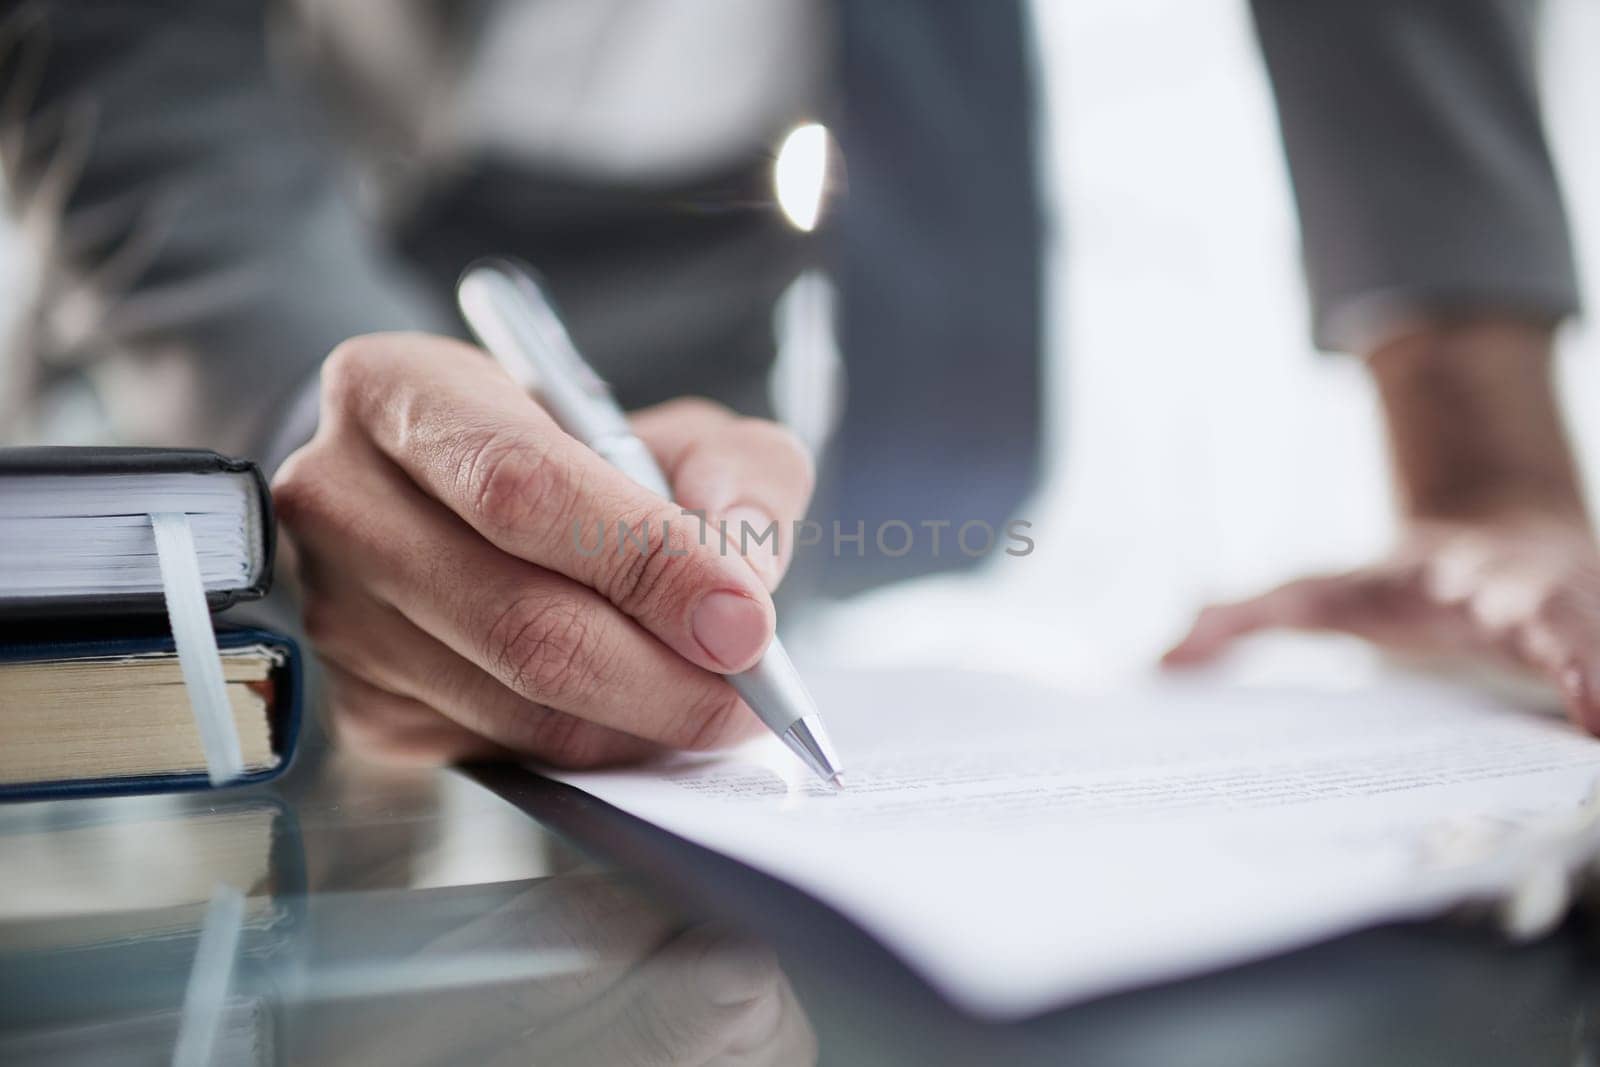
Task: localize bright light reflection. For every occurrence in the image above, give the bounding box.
[774,122,828,232]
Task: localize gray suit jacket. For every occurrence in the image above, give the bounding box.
[1251,0,1579,350]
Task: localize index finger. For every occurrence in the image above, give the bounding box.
[318,333,776,675]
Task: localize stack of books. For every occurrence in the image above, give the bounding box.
[0,448,302,800]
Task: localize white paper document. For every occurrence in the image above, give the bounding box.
[550,670,1600,1017]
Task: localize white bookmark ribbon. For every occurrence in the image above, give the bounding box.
[151,511,244,784]
[171,882,246,1067]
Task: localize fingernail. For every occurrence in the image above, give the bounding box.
[697,930,778,1005]
[722,505,780,582]
[692,590,770,670]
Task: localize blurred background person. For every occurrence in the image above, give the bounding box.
[2,0,1600,761]
[0,0,1042,599]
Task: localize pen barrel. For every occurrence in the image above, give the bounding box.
[458,259,631,443]
[728,642,809,734]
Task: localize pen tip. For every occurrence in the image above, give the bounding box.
[827,772,846,792]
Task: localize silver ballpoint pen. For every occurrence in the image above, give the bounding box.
[457,259,844,787]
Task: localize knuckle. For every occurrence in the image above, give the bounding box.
[601,506,704,621]
[269,445,310,498]
[1532,587,1581,626]
[485,593,599,705]
[320,335,386,410]
[270,479,309,529]
[598,511,684,620]
[269,450,329,529]
[459,428,574,536]
[602,519,656,609]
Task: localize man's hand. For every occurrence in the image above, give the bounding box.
[1163,515,1600,727]
[272,332,814,767]
[1165,316,1600,733]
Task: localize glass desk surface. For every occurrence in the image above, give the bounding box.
[6,733,1600,1067]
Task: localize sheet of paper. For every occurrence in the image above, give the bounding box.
[550,670,1600,1017]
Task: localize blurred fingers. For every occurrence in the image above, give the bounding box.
[1469,578,1600,733]
[1163,555,1600,737]
[1163,573,1396,668]
[1161,562,1474,667]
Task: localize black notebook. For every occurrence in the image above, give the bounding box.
[0,447,274,618]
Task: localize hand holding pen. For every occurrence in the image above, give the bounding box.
[272,274,840,780]
[459,260,842,783]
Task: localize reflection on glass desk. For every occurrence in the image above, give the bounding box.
[0,745,812,1066]
[6,738,1600,1065]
